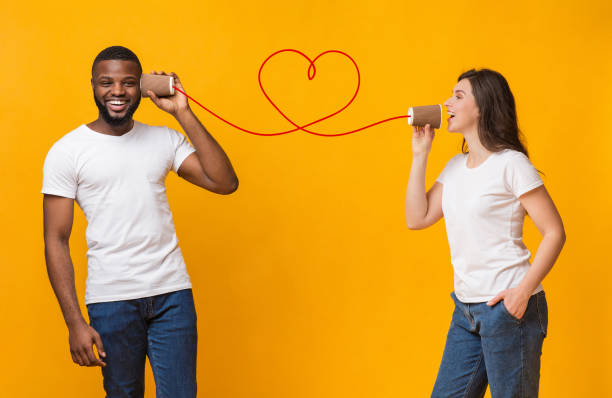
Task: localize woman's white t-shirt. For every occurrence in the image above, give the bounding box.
[436,149,544,303]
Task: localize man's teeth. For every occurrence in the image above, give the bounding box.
[109,100,126,105]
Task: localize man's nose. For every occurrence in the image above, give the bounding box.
[111,82,125,96]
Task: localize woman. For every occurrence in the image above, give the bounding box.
[405,69,566,398]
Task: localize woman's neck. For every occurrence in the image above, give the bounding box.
[463,130,493,168]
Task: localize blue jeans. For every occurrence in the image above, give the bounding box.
[432,291,548,398]
[87,289,198,398]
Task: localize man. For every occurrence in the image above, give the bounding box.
[42,46,238,397]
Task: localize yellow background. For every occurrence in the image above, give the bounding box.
[2,0,611,396]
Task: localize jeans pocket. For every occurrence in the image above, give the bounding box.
[500,300,521,322]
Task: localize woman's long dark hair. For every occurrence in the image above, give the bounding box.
[458,69,529,158]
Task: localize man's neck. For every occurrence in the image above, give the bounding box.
[87,117,134,136]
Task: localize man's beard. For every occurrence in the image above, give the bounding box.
[94,93,141,126]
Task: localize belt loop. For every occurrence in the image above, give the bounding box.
[147,297,154,318]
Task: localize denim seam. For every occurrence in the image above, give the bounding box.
[520,323,525,398]
[536,294,546,337]
[147,297,164,398]
[148,333,165,398]
[463,352,484,398]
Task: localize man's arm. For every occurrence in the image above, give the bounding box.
[175,111,239,194]
[43,194,106,367]
[147,72,238,194]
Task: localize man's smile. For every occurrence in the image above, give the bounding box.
[107,99,128,113]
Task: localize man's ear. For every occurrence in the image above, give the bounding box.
[90,77,94,89]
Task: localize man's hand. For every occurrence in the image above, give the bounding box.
[147,71,190,117]
[68,321,106,367]
[487,287,530,320]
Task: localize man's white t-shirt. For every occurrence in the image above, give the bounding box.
[436,149,544,303]
[42,121,196,304]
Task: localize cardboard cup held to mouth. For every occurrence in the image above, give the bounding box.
[140,74,175,98]
[407,104,442,129]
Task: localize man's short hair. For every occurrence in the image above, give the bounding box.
[91,46,142,76]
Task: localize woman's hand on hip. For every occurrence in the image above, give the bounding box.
[487,287,531,320]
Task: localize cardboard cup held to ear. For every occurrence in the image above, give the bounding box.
[141,74,175,98]
[407,104,442,129]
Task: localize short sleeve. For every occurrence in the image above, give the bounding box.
[504,152,544,198]
[436,165,449,185]
[41,144,77,199]
[436,154,462,185]
[168,127,196,173]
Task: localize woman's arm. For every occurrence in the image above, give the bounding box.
[405,124,444,230]
[487,185,566,317]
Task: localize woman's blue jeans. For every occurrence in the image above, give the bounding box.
[432,291,548,398]
[87,288,197,398]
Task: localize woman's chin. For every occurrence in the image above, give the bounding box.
[447,122,464,134]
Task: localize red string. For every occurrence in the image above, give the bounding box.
[173,49,410,137]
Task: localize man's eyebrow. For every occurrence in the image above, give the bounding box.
[96,75,138,80]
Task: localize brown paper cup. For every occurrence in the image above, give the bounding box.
[407,104,442,129]
[140,74,175,98]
